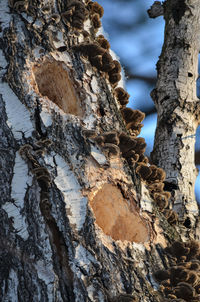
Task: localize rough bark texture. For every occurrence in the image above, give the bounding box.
[151,0,200,229]
[0,1,199,302]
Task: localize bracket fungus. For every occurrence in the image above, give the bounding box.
[91,13,101,31]
[102,143,120,157]
[114,87,130,106]
[121,108,145,135]
[154,241,200,301]
[96,35,110,50]
[86,1,104,18]
[73,42,121,86]
[61,0,89,30]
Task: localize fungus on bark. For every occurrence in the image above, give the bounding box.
[114,87,130,106]
[153,192,169,211]
[173,282,196,301]
[102,143,120,157]
[153,269,170,282]
[136,163,152,180]
[121,108,145,125]
[94,135,105,146]
[91,13,101,31]
[35,138,52,148]
[82,129,97,139]
[87,1,104,18]
[13,0,28,12]
[19,144,33,160]
[96,35,110,50]
[118,133,137,155]
[73,43,115,73]
[108,60,122,86]
[102,131,119,145]
[61,0,89,30]
[155,241,200,301]
[163,209,178,224]
[138,154,149,164]
[40,198,53,221]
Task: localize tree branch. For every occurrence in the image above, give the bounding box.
[126,73,156,85]
[147,1,164,19]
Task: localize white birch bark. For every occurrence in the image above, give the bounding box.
[151,0,200,228]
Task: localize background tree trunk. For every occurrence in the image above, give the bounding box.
[0,1,199,302]
[151,0,200,230]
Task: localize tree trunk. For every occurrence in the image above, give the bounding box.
[151,0,200,230]
[0,1,199,302]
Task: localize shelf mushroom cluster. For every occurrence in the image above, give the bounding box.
[154,241,200,302]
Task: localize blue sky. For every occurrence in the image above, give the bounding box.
[99,0,200,202]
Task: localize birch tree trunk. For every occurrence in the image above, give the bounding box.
[0,1,199,302]
[151,0,200,231]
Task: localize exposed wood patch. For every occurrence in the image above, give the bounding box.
[89,183,149,243]
[32,58,83,116]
